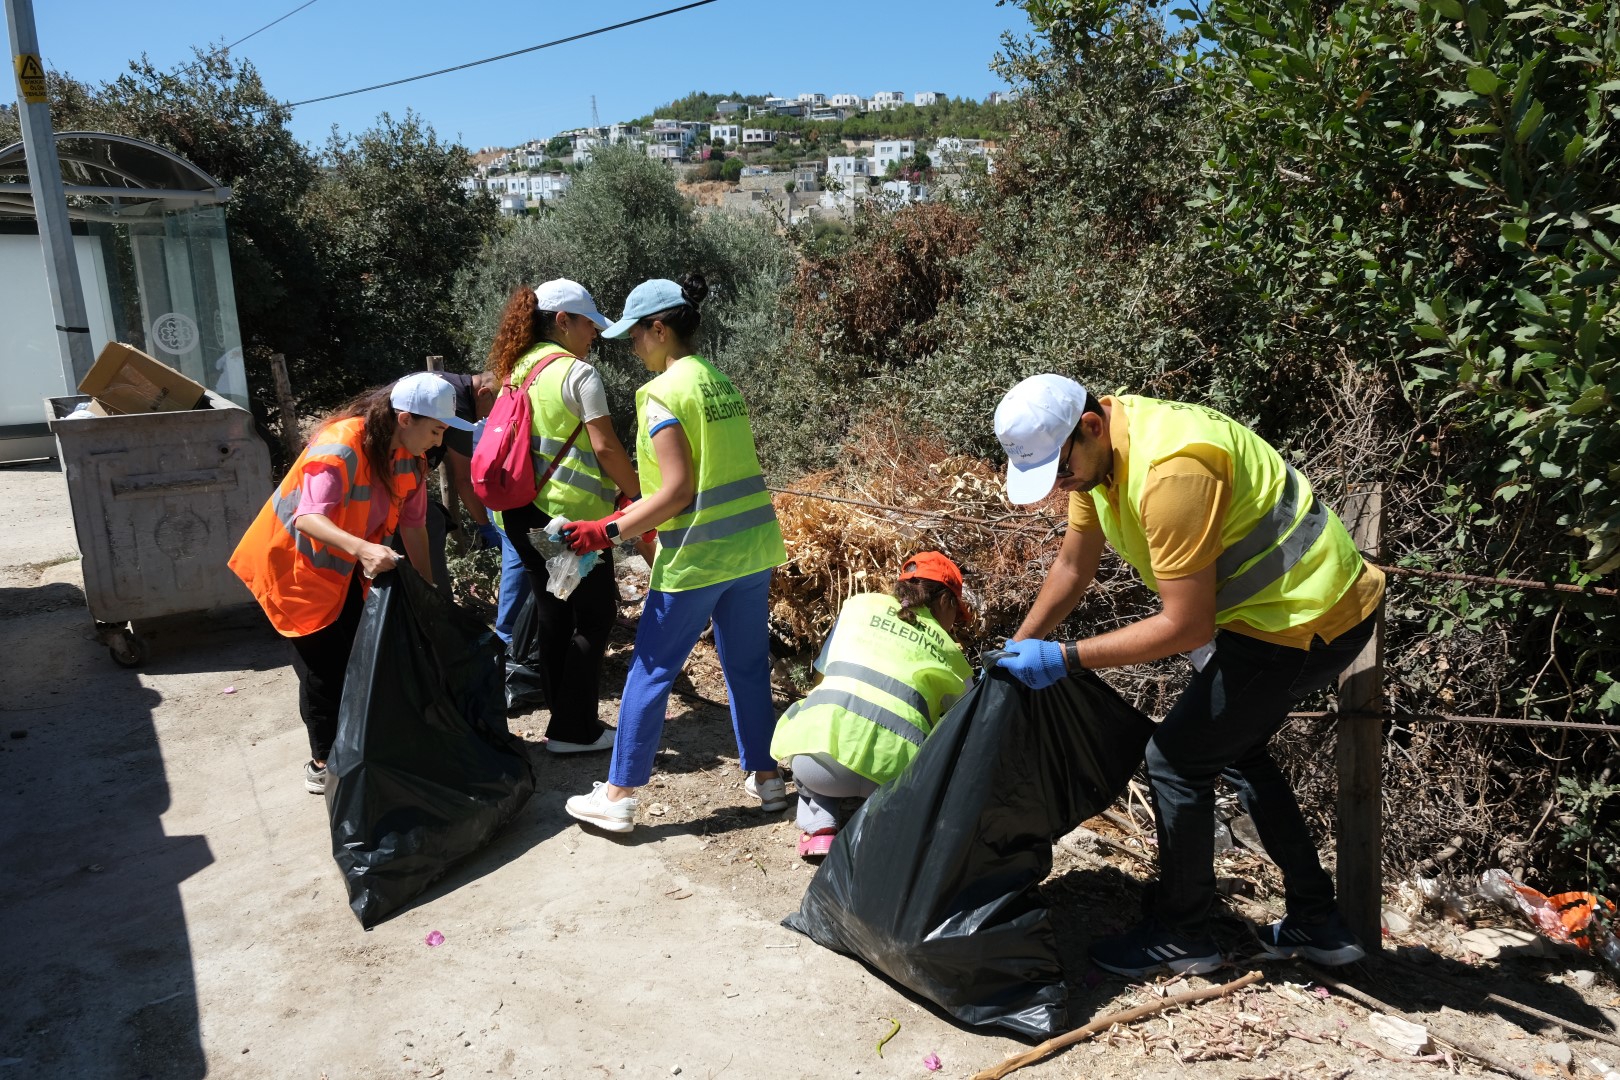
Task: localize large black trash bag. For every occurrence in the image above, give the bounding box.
[328,565,536,928]
[504,591,547,713]
[783,667,1155,1039]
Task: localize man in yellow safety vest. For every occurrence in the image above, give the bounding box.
[993,374,1384,979]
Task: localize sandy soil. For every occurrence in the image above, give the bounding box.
[2,459,1616,1080]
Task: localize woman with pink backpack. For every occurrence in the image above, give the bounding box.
[480,279,641,754]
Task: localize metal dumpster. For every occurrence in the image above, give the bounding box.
[45,391,274,666]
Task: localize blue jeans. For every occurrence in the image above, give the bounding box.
[493,525,533,645]
[1146,612,1377,936]
[609,569,778,789]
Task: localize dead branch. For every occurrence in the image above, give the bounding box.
[970,970,1265,1080]
[1300,964,1540,1080]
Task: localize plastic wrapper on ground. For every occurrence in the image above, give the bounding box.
[783,667,1156,1039]
[327,564,536,928]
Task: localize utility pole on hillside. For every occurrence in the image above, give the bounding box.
[591,95,601,133]
[5,0,95,391]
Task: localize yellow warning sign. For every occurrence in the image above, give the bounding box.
[15,53,46,104]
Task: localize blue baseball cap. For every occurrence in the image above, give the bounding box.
[601,279,690,339]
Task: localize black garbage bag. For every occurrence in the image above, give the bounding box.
[328,565,536,928]
[504,591,547,713]
[783,667,1156,1040]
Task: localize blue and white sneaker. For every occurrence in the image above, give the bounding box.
[1090,922,1223,978]
[1256,911,1366,966]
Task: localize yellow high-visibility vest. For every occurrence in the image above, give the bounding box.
[635,355,785,592]
[771,592,971,784]
[1088,395,1367,633]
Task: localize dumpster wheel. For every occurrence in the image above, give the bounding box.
[106,627,149,668]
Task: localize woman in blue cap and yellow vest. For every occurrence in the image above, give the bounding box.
[558,273,788,834]
[771,551,973,859]
[487,279,644,754]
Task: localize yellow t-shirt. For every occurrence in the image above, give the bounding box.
[1068,397,1382,648]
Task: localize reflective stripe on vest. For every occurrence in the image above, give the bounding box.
[634,355,785,592]
[517,346,615,521]
[1088,396,1365,633]
[228,416,420,637]
[768,593,972,784]
[796,686,926,748]
[1213,466,1330,609]
[822,660,932,726]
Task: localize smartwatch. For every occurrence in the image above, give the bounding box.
[604,520,621,541]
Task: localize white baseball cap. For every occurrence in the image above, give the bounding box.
[994,373,1091,505]
[391,371,476,431]
[534,278,610,330]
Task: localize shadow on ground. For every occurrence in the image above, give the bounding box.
[0,589,213,1079]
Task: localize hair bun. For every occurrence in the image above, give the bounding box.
[679,272,709,307]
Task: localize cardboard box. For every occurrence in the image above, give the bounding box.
[78,342,207,415]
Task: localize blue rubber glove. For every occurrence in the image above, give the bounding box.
[474,522,503,550]
[995,639,1069,689]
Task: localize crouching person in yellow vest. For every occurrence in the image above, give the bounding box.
[993,375,1385,980]
[770,552,974,860]
[228,373,470,795]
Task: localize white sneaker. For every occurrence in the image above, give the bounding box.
[545,727,616,754]
[566,781,637,833]
[745,773,789,812]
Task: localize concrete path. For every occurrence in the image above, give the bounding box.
[0,461,1028,1080]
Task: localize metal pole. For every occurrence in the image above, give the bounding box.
[5,0,94,391]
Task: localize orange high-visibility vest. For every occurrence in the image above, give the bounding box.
[228,417,423,637]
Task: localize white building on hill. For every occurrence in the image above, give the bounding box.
[872,139,917,174]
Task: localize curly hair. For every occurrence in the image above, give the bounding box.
[487,284,544,385]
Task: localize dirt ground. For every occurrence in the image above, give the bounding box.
[2,458,1617,1080]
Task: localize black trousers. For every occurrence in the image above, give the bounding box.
[288,573,366,762]
[503,503,615,744]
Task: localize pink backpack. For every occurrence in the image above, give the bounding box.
[471,354,583,512]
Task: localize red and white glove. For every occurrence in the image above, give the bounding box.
[560,512,620,555]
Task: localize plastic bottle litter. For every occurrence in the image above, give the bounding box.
[526,517,599,600]
[1478,868,1620,969]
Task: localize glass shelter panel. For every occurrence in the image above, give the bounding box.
[127,205,247,406]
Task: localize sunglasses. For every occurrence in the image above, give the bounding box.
[1054,425,1081,479]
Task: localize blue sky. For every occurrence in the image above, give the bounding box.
[28,0,1036,151]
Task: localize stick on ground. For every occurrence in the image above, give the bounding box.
[969,970,1265,1080]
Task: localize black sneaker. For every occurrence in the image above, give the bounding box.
[1090,921,1223,979]
[304,760,327,795]
[1257,911,1365,966]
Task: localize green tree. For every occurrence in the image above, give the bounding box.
[301,111,498,400]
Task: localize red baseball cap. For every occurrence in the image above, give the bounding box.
[898,551,971,624]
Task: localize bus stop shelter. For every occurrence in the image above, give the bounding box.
[0,131,250,461]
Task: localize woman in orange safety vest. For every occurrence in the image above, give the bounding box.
[228,372,473,795]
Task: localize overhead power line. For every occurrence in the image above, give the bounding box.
[170,0,325,80]
[223,0,324,52]
[274,0,721,111]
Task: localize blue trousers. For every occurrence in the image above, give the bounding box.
[609,568,778,789]
[1146,612,1377,936]
[494,525,533,645]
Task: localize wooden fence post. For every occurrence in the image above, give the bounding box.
[269,352,301,463]
[424,356,464,551]
[1336,482,1385,951]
